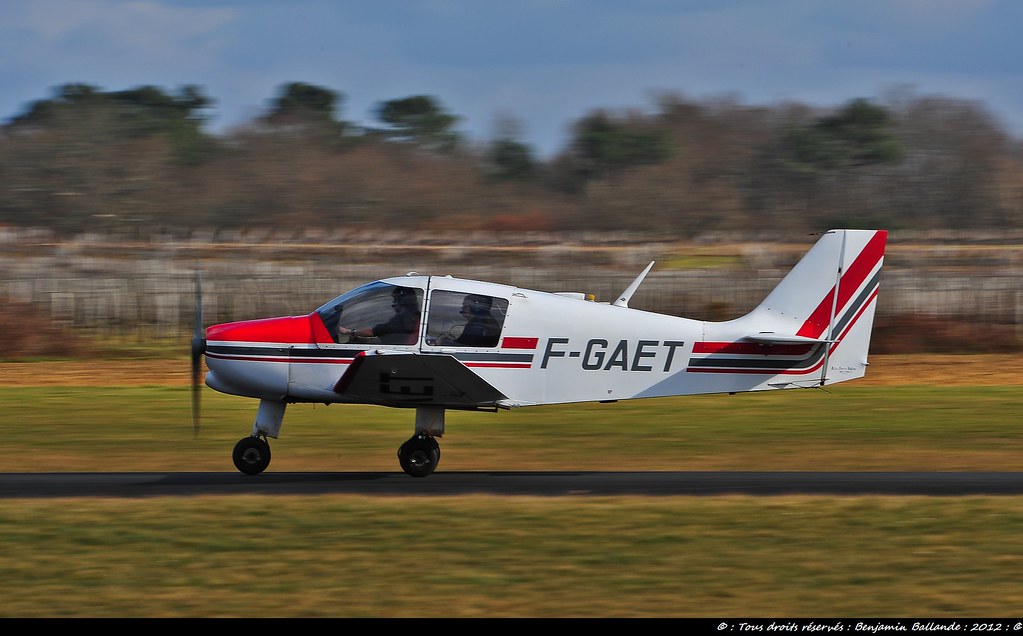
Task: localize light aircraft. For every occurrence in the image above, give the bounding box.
[190,228,887,477]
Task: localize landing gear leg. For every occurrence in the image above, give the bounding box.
[232,399,286,476]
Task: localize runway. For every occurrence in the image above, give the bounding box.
[2,471,1023,498]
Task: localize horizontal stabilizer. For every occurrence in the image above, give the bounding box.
[741,333,834,345]
[768,379,829,389]
[334,351,507,407]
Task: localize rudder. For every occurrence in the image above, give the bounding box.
[746,229,887,384]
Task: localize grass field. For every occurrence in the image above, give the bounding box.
[2,384,1022,472]
[1,355,1022,617]
[3,496,1023,617]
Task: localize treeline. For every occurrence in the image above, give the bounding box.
[1,82,1020,237]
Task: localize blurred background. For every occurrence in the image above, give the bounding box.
[1,84,1019,358]
[1,2,1021,359]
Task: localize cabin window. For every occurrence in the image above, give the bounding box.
[316,282,423,345]
[426,290,508,348]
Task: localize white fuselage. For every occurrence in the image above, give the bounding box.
[206,230,885,409]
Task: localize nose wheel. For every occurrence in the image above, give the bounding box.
[233,436,272,475]
[397,434,440,477]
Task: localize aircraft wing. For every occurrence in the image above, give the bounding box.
[333,351,507,407]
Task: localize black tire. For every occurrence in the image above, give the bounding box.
[233,436,271,475]
[425,434,441,461]
[397,435,440,478]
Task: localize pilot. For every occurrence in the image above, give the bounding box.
[340,286,421,344]
[455,294,500,347]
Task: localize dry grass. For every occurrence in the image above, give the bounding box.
[2,496,1023,617]
[0,297,92,359]
[2,355,1022,616]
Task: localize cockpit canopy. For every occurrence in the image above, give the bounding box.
[316,281,424,345]
[315,279,510,347]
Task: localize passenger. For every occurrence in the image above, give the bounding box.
[455,294,501,347]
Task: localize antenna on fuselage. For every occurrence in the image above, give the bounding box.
[613,261,655,308]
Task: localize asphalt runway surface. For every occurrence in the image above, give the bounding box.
[2,471,1023,498]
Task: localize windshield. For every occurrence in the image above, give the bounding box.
[316,282,424,345]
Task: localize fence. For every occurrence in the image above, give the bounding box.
[2,235,1021,340]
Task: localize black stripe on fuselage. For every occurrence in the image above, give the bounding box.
[205,344,359,360]
[687,343,826,371]
[205,344,532,364]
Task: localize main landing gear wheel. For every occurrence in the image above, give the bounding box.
[397,434,440,478]
[233,436,271,475]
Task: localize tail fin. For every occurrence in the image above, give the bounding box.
[741,229,887,385]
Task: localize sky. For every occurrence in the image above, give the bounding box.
[2,0,1022,156]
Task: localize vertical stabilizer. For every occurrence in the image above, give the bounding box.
[745,229,887,385]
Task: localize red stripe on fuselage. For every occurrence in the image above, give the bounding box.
[465,362,532,369]
[796,230,887,338]
[205,353,354,365]
[501,337,539,349]
[688,287,880,375]
[692,342,815,356]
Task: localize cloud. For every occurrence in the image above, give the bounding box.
[8,0,235,52]
[0,1,236,96]
[1,0,1021,156]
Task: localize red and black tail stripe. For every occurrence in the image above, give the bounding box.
[797,230,887,339]
[687,341,828,374]
[688,230,885,375]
